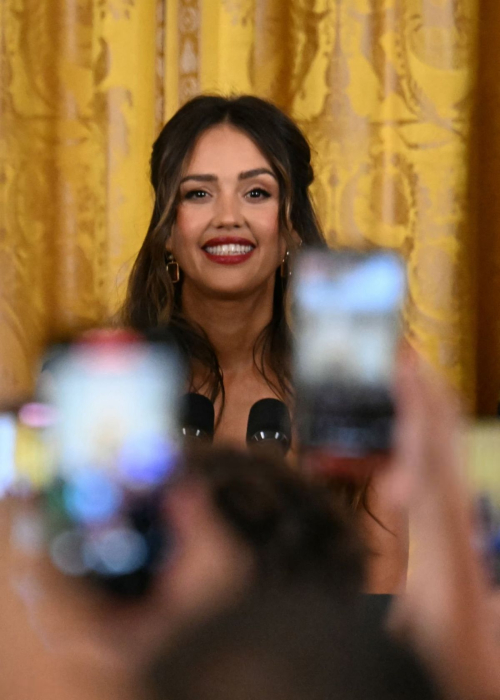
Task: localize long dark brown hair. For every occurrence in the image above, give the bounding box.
[122,94,326,410]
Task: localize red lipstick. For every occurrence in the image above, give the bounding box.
[202,237,255,266]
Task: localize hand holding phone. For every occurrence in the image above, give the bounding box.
[28,329,184,596]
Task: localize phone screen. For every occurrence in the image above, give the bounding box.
[38,333,184,488]
[16,332,187,594]
[293,249,406,457]
[0,413,17,497]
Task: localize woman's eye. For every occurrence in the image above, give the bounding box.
[246,188,271,199]
[184,190,209,200]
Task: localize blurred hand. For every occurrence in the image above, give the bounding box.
[7,475,255,678]
[8,495,173,674]
[382,349,465,507]
[382,350,500,700]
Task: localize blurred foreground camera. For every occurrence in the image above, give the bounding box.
[12,328,185,597]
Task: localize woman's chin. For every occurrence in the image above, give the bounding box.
[185,275,275,301]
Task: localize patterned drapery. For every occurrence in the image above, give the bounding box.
[1,0,498,411]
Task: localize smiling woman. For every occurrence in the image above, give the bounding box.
[121,96,408,594]
[121,95,326,445]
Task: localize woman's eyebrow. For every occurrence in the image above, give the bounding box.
[180,173,217,184]
[179,168,276,185]
[239,168,276,180]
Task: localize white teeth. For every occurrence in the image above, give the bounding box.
[204,244,253,256]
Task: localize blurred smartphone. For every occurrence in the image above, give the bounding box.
[25,329,185,596]
[465,421,500,586]
[293,249,406,460]
[0,410,51,497]
[0,413,17,497]
[38,329,183,486]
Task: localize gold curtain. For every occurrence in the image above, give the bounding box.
[1,0,498,411]
[1,0,162,400]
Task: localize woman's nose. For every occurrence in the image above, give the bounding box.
[212,192,244,228]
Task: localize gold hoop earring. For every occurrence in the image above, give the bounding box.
[280,249,290,278]
[166,253,180,283]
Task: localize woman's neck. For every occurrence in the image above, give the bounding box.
[181,278,275,373]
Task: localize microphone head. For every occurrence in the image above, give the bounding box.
[180,393,215,442]
[246,399,292,454]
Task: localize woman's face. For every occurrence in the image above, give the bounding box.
[169,124,286,298]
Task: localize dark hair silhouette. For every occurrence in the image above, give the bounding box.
[182,447,364,592]
[146,584,441,700]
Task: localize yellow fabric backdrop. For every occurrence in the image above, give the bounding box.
[1,0,497,411]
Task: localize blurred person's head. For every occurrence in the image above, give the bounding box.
[144,584,441,700]
[11,447,363,672]
[161,446,365,630]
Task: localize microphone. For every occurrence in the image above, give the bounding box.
[180,393,215,443]
[246,399,292,456]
